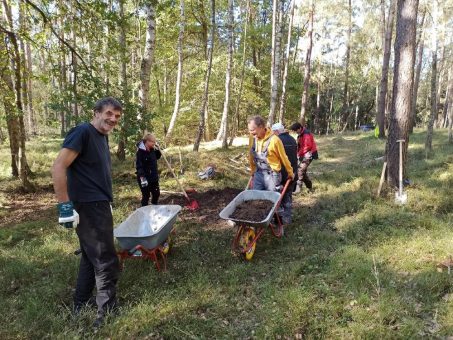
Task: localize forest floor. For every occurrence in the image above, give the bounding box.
[0,129,452,338]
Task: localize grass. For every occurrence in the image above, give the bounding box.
[0,128,452,338]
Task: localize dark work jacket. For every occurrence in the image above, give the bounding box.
[135,141,162,182]
[277,132,298,184]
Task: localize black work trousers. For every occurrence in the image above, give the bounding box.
[138,179,160,206]
[73,201,119,317]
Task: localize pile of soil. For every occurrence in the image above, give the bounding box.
[159,187,242,227]
[229,199,274,222]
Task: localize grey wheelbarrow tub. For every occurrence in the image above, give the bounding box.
[114,205,182,250]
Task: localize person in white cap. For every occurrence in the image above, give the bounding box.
[271,122,298,224]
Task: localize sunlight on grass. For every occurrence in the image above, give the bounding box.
[1,130,453,337]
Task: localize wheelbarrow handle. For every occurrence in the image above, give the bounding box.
[276,179,292,206]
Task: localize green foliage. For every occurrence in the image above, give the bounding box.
[1,129,453,337]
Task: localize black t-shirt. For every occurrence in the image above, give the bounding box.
[62,123,113,202]
[278,132,298,183]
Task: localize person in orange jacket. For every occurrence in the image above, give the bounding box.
[247,116,294,191]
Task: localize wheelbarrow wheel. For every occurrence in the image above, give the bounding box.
[161,236,172,255]
[161,230,175,255]
[239,227,256,261]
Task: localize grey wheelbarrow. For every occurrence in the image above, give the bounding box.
[114,205,182,271]
[219,179,291,260]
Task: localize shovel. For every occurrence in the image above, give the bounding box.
[157,144,199,211]
[394,139,407,205]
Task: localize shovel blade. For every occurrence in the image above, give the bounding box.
[394,191,408,205]
[186,199,200,211]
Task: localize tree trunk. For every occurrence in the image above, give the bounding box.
[341,0,352,130]
[377,0,395,138]
[71,3,79,124]
[166,0,185,140]
[448,69,453,143]
[442,67,451,129]
[425,0,437,153]
[1,0,32,190]
[386,0,419,187]
[194,0,215,151]
[300,0,314,121]
[435,43,446,128]
[116,0,128,161]
[58,0,67,137]
[268,0,279,126]
[216,0,233,148]
[278,0,295,123]
[409,11,425,133]
[229,0,249,146]
[25,41,36,135]
[139,0,156,130]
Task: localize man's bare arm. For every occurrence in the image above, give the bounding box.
[51,148,79,203]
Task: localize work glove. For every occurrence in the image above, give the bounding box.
[140,177,148,188]
[57,201,79,228]
[302,151,312,161]
[272,171,282,191]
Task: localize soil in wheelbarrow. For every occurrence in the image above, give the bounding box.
[159,187,242,228]
[229,200,274,222]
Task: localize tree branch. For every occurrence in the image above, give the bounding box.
[23,0,91,73]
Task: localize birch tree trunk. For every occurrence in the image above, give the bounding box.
[116,0,128,161]
[229,0,249,146]
[442,67,451,129]
[71,14,79,124]
[425,0,437,153]
[194,0,215,151]
[341,0,352,131]
[268,0,279,126]
[139,0,156,130]
[448,67,453,143]
[166,0,185,139]
[57,0,67,137]
[279,0,295,123]
[377,0,395,138]
[216,0,233,148]
[300,0,314,121]
[25,41,36,135]
[386,0,419,187]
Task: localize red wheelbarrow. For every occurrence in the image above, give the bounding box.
[219,180,291,260]
[114,205,182,271]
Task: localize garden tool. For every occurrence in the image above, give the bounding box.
[394,139,407,205]
[156,143,199,211]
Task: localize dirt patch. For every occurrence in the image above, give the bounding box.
[230,200,274,222]
[159,187,242,229]
[0,184,55,228]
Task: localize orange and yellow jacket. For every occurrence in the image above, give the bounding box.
[248,128,294,178]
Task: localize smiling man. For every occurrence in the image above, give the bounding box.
[247,116,294,192]
[51,97,123,329]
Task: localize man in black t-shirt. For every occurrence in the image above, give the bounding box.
[51,97,122,328]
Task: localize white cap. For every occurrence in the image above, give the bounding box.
[271,122,285,132]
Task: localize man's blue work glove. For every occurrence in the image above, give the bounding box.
[57,201,79,228]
